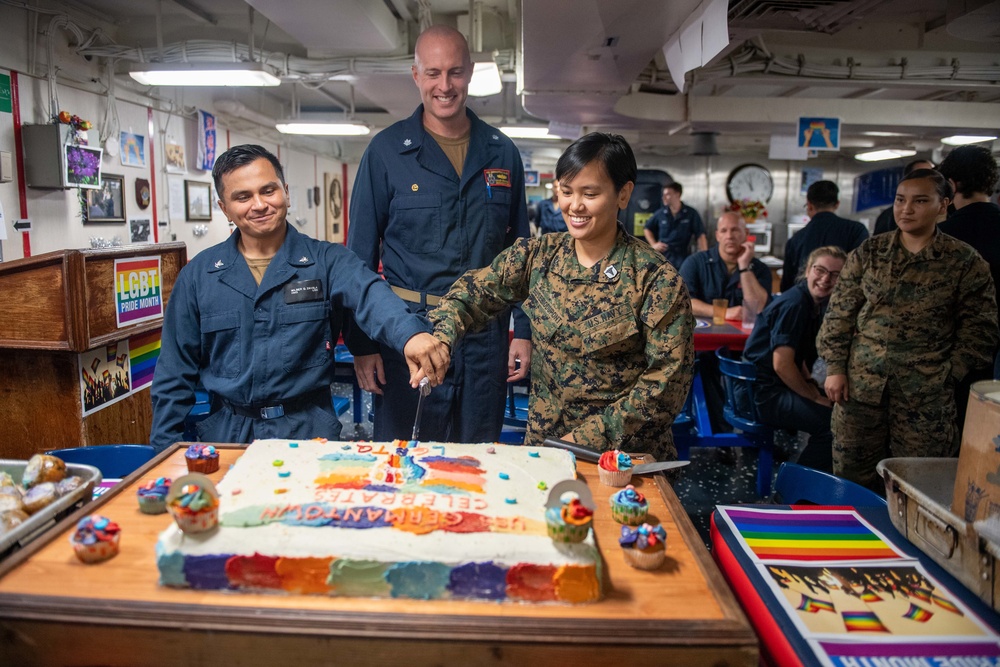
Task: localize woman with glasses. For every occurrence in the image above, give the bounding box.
[818,169,998,490]
[742,246,847,472]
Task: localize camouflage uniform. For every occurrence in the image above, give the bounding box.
[430,227,694,460]
[817,229,998,488]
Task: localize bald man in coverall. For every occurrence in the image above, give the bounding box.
[347,25,531,442]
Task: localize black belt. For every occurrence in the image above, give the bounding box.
[217,389,328,420]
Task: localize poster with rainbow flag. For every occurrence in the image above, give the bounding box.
[114,256,162,327]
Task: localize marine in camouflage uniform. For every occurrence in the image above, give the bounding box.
[817,229,998,488]
[430,226,694,460]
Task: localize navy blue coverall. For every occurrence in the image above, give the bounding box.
[347,106,530,442]
[150,224,429,452]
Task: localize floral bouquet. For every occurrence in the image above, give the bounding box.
[730,199,767,222]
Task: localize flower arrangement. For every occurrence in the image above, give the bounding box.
[730,199,767,221]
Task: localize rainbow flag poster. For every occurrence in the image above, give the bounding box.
[129,328,161,391]
[114,256,162,327]
[842,610,890,633]
[903,603,934,623]
[798,594,836,613]
[717,506,907,562]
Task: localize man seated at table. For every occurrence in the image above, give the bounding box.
[680,212,772,431]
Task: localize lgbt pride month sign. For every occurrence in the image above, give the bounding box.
[114,256,162,327]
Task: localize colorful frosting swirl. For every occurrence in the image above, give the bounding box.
[72,515,120,546]
[611,485,647,510]
[619,523,667,553]
[560,498,593,526]
[185,444,218,461]
[169,483,219,515]
[137,477,171,498]
[598,450,632,472]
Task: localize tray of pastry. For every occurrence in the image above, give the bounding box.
[0,458,102,559]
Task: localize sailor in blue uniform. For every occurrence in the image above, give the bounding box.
[150,145,448,452]
[347,25,530,443]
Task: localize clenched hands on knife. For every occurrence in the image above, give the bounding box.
[402,333,451,389]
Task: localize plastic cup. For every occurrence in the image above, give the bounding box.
[712,299,728,325]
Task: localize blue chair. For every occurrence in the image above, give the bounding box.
[773,462,887,507]
[715,347,775,498]
[46,445,156,479]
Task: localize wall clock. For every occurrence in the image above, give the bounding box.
[726,164,773,203]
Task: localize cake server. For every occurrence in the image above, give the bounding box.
[542,438,690,474]
[411,377,431,440]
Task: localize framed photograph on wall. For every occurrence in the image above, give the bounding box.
[184,180,212,221]
[65,144,103,189]
[84,174,126,223]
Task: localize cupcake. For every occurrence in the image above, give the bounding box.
[609,485,649,525]
[597,450,633,487]
[184,444,220,474]
[136,477,172,514]
[545,496,594,543]
[619,523,667,570]
[167,475,220,533]
[70,515,121,563]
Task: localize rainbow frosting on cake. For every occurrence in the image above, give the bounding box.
[155,439,601,603]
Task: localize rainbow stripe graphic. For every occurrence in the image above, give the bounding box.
[722,508,900,561]
[858,588,883,603]
[902,603,933,622]
[115,257,163,326]
[842,610,889,633]
[910,587,932,602]
[129,329,161,390]
[931,594,963,615]
[798,594,836,613]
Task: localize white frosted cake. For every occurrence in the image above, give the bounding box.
[156,439,601,602]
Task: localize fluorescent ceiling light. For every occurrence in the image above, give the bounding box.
[854,148,917,162]
[499,126,559,139]
[275,120,371,136]
[468,60,503,97]
[129,62,281,86]
[862,131,910,138]
[941,134,997,146]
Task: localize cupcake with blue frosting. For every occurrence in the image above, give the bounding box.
[619,523,667,570]
[70,515,121,563]
[136,477,172,514]
[597,450,633,487]
[609,485,648,525]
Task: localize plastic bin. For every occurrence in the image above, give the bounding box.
[877,457,1000,612]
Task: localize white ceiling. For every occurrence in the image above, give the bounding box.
[55,0,1000,162]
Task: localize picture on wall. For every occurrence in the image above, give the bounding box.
[130,219,151,243]
[165,141,186,173]
[120,131,146,167]
[325,172,344,243]
[184,180,213,221]
[85,174,126,223]
[65,144,102,189]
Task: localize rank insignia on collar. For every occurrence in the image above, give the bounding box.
[214,260,224,268]
[492,134,499,140]
[403,138,412,146]
[604,265,619,279]
[299,256,309,263]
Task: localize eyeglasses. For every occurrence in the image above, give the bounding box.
[812,265,841,280]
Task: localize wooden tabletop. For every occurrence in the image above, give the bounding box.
[0,444,757,666]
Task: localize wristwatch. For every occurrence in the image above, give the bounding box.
[737,267,750,274]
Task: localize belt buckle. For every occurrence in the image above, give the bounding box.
[260,405,284,419]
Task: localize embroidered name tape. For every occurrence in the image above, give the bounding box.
[483,169,511,188]
[284,279,323,303]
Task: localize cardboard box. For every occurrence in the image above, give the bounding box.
[952,380,1000,523]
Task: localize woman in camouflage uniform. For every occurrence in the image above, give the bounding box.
[430,133,694,460]
[818,169,998,489]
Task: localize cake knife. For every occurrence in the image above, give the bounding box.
[541,438,690,475]
[411,377,431,440]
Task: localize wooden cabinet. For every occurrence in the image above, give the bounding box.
[0,244,186,458]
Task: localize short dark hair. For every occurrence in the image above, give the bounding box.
[806,180,839,208]
[903,158,933,176]
[664,182,683,196]
[212,144,285,197]
[555,132,636,194]
[899,168,952,201]
[938,145,999,198]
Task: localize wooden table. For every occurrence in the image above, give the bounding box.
[0,444,757,666]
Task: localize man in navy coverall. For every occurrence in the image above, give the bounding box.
[347,25,531,442]
[150,145,449,452]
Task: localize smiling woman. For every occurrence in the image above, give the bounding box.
[430,132,695,461]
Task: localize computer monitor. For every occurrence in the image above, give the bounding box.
[746,222,772,255]
[787,222,807,238]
